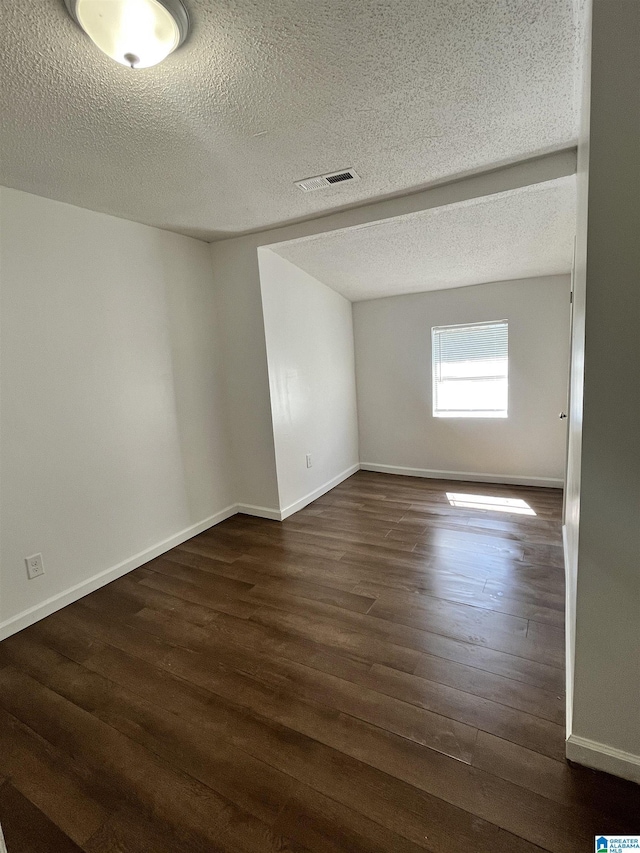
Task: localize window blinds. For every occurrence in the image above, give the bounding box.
[432,320,508,417]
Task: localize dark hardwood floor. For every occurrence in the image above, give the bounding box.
[0,471,638,852]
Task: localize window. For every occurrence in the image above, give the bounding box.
[432,320,508,418]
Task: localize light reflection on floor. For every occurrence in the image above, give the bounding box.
[445,492,537,516]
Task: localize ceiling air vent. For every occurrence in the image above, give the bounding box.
[295,169,360,192]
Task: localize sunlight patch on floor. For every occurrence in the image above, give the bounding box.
[446,492,537,515]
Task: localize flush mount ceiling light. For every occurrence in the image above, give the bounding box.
[64,0,189,69]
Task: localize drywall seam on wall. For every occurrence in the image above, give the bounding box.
[0,505,238,642]
[566,735,640,785]
[360,463,562,489]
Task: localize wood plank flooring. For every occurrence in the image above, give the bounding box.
[0,471,638,852]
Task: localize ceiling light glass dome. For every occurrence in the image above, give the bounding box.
[64,0,189,69]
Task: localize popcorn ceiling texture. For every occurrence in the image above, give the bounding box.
[0,0,585,239]
[271,177,576,301]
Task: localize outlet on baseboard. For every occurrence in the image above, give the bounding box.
[306,453,312,468]
[25,553,45,579]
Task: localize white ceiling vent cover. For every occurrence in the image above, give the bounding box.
[295,169,361,192]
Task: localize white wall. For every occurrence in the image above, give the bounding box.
[353,276,570,487]
[208,236,281,516]
[258,250,359,516]
[566,0,640,782]
[0,156,579,642]
[209,152,576,514]
[0,187,234,636]
[563,0,591,747]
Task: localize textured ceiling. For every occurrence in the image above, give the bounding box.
[269,176,576,301]
[0,0,585,239]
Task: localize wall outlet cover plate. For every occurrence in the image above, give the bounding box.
[25,553,45,579]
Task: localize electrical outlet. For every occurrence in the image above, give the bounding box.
[306,453,312,468]
[25,553,44,579]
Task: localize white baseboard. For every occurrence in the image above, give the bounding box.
[0,462,559,643]
[566,734,640,784]
[279,463,360,520]
[0,504,238,642]
[360,463,563,489]
[0,482,348,642]
[236,503,283,521]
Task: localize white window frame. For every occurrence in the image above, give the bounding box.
[431,320,509,419]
